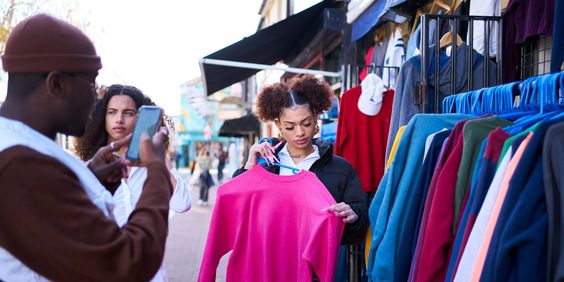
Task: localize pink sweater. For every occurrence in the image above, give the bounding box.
[198,165,345,282]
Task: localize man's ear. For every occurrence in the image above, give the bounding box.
[44,71,67,99]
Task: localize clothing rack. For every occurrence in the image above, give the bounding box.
[420,14,504,113]
[442,72,564,115]
[343,64,400,91]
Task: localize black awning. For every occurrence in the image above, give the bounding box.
[218,114,261,138]
[200,1,336,96]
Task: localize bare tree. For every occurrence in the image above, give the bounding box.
[0,0,90,52]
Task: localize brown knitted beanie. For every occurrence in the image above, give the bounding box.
[1,13,102,74]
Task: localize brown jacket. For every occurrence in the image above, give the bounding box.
[0,146,173,281]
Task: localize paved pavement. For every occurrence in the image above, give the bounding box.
[163,169,229,282]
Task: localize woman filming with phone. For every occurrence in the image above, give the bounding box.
[74,84,191,282]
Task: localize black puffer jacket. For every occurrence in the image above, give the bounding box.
[233,138,368,245]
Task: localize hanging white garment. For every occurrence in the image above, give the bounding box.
[382,27,405,89]
[468,0,501,57]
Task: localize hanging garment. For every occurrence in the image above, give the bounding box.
[454,116,512,228]
[385,43,497,163]
[454,145,514,281]
[386,125,406,169]
[367,114,469,282]
[364,123,407,266]
[405,23,421,60]
[551,0,564,73]
[481,117,564,281]
[412,116,511,282]
[394,129,451,282]
[468,0,501,57]
[410,118,470,282]
[198,165,344,282]
[445,137,488,281]
[373,35,391,76]
[382,27,405,89]
[503,0,555,82]
[455,131,532,281]
[335,85,394,193]
[446,128,511,280]
[360,35,390,82]
[468,133,533,281]
[543,121,564,282]
[405,11,451,60]
[408,136,451,281]
[360,46,375,82]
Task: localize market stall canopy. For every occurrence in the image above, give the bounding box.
[218,114,261,138]
[350,0,408,42]
[200,0,339,96]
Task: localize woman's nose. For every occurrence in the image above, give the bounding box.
[296,126,305,136]
[116,115,125,124]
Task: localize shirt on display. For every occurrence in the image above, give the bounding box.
[198,165,344,282]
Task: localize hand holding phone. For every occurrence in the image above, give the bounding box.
[126,106,164,161]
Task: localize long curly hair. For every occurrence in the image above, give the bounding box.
[74,84,175,161]
[256,75,333,121]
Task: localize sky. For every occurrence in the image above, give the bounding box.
[0,0,321,115]
[84,0,264,116]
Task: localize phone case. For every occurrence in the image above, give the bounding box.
[125,106,163,161]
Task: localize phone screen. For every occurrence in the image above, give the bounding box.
[126,106,163,161]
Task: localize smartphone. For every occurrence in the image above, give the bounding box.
[125,105,163,161]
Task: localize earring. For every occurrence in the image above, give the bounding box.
[314,124,320,134]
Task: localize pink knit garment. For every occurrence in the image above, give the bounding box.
[198,165,344,282]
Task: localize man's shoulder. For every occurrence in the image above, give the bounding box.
[0,145,70,174]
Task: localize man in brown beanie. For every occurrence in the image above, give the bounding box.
[0,14,173,281]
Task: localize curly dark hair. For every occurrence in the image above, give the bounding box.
[73,84,175,161]
[256,75,333,121]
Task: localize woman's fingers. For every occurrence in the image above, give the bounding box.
[267,144,280,163]
[258,143,279,165]
[343,213,358,223]
[323,202,348,212]
[247,141,282,167]
[322,202,358,223]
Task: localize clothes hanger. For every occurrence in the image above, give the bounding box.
[439,32,463,48]
[452,0,467,12]
[503,75,560,134]
[542,72,564,112]
[431,0,452,13]
[257,138,301,174]
[469,89,483,115]
[411,9,425,36]
[442,92,457,113]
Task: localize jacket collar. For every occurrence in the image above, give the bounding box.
[270,138,332,169]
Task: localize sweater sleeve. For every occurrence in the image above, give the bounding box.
[0,146,172,282]
[334,90,348,156]
[303,213,345,282]
[198,187,236,282]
